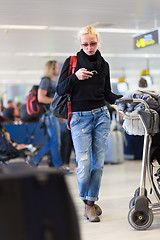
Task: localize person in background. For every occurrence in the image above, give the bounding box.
[2,100,21,122]
[0,98,8,123]
[16,101,23,110]
[138,77,155,92]
[28,60,71,174]
[62,128,74,169]
[60,118,75,170]
[0,98,3,113]
[56,26,122,222]
[0,123,37,161]
[138,77,148,89]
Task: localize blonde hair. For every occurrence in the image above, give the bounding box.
[78,26,100,48]
[43,60,57,78]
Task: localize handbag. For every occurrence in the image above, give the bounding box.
[50,92,69,119]
[50,56,77,129]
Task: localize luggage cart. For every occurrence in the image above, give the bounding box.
[116,98,160,230]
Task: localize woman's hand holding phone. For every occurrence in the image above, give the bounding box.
[75,68,94,80]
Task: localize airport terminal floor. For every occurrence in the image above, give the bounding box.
[36,158,160,240]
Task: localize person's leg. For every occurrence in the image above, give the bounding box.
[63,129,73,165]
[87,108,111,200]
[47,114,63,168]
[46,149,54,167]
[71,108,110,202]
[85,108,110,222]
[71,108,110,222]
[28,142,50,166]
[60,130,66,164]
[71,113,100,222]
[71,112,93,201]
[28,113,62,167]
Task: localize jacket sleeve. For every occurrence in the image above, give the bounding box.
[104,62,123,104]
[56,57,78,96]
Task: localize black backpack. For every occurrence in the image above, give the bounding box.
[26,85,46,119]
[19,104,40,123]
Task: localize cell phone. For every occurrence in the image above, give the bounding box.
[90,70,98,75]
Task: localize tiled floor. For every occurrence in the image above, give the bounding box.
[65,160,160,240]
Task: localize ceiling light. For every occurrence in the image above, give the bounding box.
[48,26,80,31]
[0,70,42,75]
[97,28,147,34]
[0,25,48,30]
[14,52,75,57]
[103,53,160,58]
[0,24,148,34]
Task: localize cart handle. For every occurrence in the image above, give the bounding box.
[116,98,150,110]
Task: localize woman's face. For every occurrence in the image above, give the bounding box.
[52,62,61,77]
[80,33,98,56]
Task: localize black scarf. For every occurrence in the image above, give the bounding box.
[77,49,105,74]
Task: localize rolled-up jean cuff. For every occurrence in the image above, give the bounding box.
[80,196,99,201]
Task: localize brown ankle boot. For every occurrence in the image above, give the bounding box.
[94,204,102,216]
[85,205,100,222]
[84,204,102,217]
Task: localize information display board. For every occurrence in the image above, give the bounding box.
[133,29,159,49]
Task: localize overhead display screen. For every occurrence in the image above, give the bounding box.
[133,29,159,49]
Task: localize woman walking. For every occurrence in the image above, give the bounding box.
[56,26,122,222]
[28,61,64,169]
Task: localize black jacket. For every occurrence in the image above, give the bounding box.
[56,49,121,112]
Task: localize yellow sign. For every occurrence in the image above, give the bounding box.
[141,69,150,76]
[136,38,155,48]
[118,77,125,83]
[134,29,159,49]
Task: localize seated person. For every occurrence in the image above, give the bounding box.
[0,124,37,162]
[0,115,8,123]
[2,100,21,122]
[0,98,8,123]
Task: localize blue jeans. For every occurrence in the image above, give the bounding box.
[29,112,63,167]
[70,106,111,202]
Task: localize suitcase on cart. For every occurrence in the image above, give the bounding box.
[0,162,81,240]
[105,110,124,164]
[124,132,144,160]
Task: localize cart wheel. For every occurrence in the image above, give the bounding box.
[128,206,153,230]
[129,197,136,209]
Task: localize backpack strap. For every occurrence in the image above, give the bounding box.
[69,56,77,75]
[67,56,77,130]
